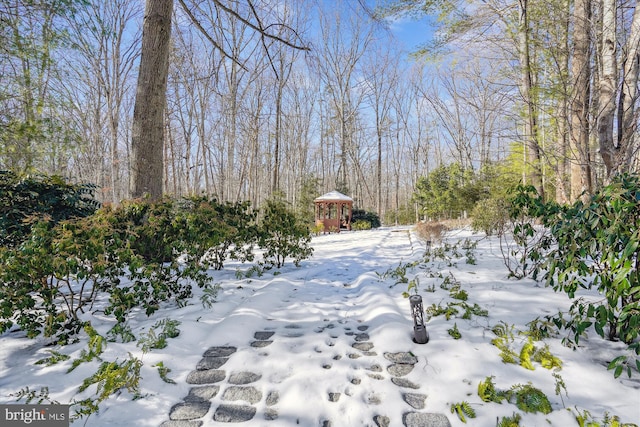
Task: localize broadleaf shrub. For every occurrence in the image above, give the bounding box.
[510,175,640,377]
[538,174,640,377]
[351,209,381,229]
[471,197,509,236]
[0,170,100,248]
[258,197,313,268]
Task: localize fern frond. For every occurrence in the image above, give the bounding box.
[519,339,536,370]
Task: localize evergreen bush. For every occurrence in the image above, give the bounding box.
[351,209,381,228]
[258,197,313,268]
[0,170,100,248]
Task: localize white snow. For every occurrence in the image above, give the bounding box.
[1,227,639,426]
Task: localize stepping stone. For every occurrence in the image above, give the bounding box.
[186,369,226,385]
[203,346,237,357]
[384,352,418,365]
[328,392,341,402]
[169,401,211,420]
[348,353,361,359]
[373,415,390,427]
[350,378,361,385]
[322,420,332,427]
[366,392,382,405]
[251,340,273,348]
[363,351,378,356]
[352,342,374,352]
[357,325,369,331]
[283,331,304,337]
[322,363,332,369]
[161,421,203,427]
[345,331,355,336]
[402,412,451,427]
[388,363,414,377]
[391,378,421,389]
[221,386,262,404]
[196,356,228,370]
[366,364,383,372]
[333,355,342,360]
[264,408,278,420]
[213,404,256,422]
[266,391,279,406]
[285,324,301,329]
[403,393,427,410]
[355,333,370,342]
[254,331,275,340]
[367,373,385,380]
[228,371,261,385]
[185,386,220,402]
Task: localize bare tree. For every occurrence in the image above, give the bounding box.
[568,0,592,200]
[361,45,399,217]
[312,1,374,194]
[63,0,141,203]
[597,0,640,180]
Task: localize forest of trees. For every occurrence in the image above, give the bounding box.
[1,0,640,223]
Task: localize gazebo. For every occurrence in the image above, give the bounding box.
[314,190,353,233]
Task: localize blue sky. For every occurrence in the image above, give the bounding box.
[387,15,434,51]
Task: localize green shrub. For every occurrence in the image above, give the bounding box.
[352,220,372,230]
[351,209,381,228]
[258,197,313,268]
[506,383,552,414]
[502,184,554,279]
[470,197,509,236]
[0,170,99,248]
[530,174,640,377]
[0,213,128,342]
[176,197,257,270]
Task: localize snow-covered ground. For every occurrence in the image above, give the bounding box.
[1,227,638,426]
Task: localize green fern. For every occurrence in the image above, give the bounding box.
[78,354,142,403]
[506,383,552,414]
[491,322,519,364]
[106,323,136,343]
[519,339,535,370]
[137,318,181,353]
[35,350,70,366]
[9,386,59,404]
[478,376,506,403]
[448,323,462,339]
[450,401,476,423]
[533,344,563,370]
[68,324,106,373]
[497,412,522,427]
[573,407,639,427]
[154,361,176,384]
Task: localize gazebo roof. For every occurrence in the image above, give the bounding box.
[314,190,353,202]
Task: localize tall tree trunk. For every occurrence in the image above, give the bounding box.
[597,0,618,180]
[618,7,640,172]
[569,0,592,201]
[601,4,640,178]
[130,0,173,200]
[518,0,544,198]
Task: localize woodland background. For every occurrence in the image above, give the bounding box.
[2,0,640,223]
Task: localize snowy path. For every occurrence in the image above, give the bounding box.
[160,228,451,426]
[4,227,638,426]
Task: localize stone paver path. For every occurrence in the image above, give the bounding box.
[160,324,450,427]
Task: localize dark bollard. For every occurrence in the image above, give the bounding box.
[410,294,429,344]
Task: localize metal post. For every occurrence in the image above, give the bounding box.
[410,294,429,344]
